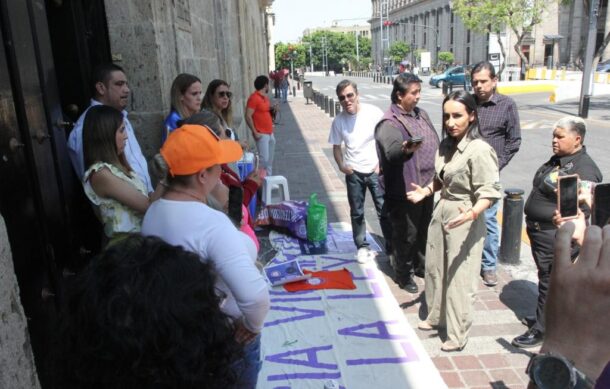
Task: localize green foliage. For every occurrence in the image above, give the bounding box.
[438,51,454,65]
[274,42,306,71]
[414,49,425,61]
[451,0,561,68]
[388,41,411,63]
[275,30,372,73]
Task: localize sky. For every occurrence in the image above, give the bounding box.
[271,0,372,44]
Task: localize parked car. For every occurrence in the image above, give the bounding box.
[429,66,466,88]
[597,60,610,73]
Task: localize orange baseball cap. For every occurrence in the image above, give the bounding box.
[161,124,243,176]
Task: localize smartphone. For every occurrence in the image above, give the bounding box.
[557,174,579,219]
[593,183,610,227]
[408,136,423,144]
[228,186,244,225]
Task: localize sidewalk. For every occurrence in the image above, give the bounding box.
[271,92,541,388]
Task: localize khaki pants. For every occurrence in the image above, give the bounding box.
[424,199,486,347]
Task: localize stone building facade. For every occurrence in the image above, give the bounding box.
[370,0,609,71]
[104,0,274,157]
[370,0,489,69]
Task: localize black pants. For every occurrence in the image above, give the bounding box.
[527,226,579,333]
[386,196,433,284]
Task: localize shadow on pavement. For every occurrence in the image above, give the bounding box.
[499,279,537,321]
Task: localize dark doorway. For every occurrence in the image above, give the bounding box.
[0,0,110,385]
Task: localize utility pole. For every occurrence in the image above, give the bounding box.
[356,30,360,66]
[579,0,600,118]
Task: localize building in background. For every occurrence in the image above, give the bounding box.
[370,0,609,72]
[303,23,371,39]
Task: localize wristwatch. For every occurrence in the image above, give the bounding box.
[527,352,596,389]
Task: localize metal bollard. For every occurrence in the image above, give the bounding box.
[500,188,525,265]
[387,76,392,84]
[335,101,341,115]
[292,86,296,97]
[324,96,330,113]
[442,81,448,96]
[329,98,335,117]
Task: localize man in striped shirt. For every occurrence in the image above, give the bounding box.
[471,61,522,286]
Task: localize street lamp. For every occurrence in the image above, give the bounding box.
[302,41,313,72]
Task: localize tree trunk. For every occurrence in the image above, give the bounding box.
[496,32,507,77]
[593,31,610,69]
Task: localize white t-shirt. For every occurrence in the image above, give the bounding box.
[141,199,270,333]
[328,103,383,173]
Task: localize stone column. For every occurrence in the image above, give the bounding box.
[0,215,41,389]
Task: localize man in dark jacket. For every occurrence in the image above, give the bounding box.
[375,73,440,294]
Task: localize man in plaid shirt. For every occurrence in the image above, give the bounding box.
[471,61,521,286]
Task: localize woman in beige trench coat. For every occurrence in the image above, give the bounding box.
[407,90,501,352]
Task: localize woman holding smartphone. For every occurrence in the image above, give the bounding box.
[512,116,602,349]
[407,90,501,352]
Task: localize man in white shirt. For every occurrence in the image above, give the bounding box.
[67,63,152,192]
[329,79,392,262]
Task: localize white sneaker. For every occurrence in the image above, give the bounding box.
[356,247,374,263]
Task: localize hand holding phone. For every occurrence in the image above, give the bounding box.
[408,136,423,145]
[557,174,579,220]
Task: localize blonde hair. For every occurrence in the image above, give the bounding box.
[170,73,202,119]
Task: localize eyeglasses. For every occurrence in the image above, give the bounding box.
[337,92,356,102]
[217,91,232,99]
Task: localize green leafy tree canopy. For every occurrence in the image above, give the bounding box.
[438,51,454,65]
[388,41,411,63]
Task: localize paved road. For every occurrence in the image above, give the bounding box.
[304,74,610,200]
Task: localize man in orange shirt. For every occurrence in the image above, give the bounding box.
[245,75,277,174]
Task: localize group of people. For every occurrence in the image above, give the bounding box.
[63,63,285,388]
[328,60,604,360]
[57,59,609,387]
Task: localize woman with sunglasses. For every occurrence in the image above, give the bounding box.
[163,73,202,142]
[201,79,240,140]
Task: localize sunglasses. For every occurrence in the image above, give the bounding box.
[338,92,356,102]
[217,91,232,99]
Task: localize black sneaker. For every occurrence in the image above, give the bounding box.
[512,327,544,348]
[399,277,418,294]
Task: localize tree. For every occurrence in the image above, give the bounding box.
[452,0,566,75]
[297,30,372,73]
[388,41,411,63]
[274,43,306,71]
[438,51,454,65]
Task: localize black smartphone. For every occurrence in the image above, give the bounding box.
[557,174,579,219]
[593,183,610,227]
[228,186,243,225]
[408,136,423,144]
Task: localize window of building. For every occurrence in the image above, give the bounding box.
[467,30,471,44]
[466,47,470,64]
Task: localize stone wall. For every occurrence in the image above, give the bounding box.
[0,215,41,389]
[103,0,271,160]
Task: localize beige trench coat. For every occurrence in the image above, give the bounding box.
[425,136,501,348]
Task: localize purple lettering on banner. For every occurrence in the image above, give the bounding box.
[269,289,321,302]
[328,281,383,300]
[320,255,356,270]
[265,345,338,370]
[268,372,342,381]
[337,320,408,340]
[346,342,419,365]
[273,387,291,389]
[352,268,377,281]
[264,306,325,327]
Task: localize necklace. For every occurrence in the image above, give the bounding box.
[166,187,206,203]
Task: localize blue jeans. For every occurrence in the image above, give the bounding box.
[345,171,391,250]
[233,334,262,389]
[280,87,288,102]
[482,201,500,271]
